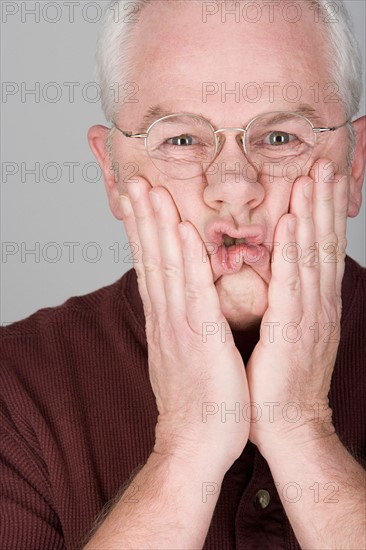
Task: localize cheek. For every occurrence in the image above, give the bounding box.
[153,175,208,222]
[259,178,294,223]
[113,143,165,192]
[172,190,205,222]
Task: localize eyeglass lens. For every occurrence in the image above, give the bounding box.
[146,113,315,180]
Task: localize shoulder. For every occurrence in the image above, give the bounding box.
[344,255,366,281]
[341,256,366,323]
[0,269,145,391]
[0,276,140,550]
[0,269,142,342]
[332,257,366,452]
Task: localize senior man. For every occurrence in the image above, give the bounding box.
[1,0,365,549]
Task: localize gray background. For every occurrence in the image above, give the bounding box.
[1,0,365,324]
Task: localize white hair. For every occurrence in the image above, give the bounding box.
[95,0,363,163]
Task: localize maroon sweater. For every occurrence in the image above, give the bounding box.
[1,256,365,550]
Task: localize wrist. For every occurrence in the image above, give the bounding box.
[258,419,338,463]
[253,400,336,459]
[154,425,237,477]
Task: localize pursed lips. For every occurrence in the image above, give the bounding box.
[204,220,272,280]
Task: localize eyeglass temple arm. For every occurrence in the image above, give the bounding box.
[112,122,147,139]
[313,120,351,134]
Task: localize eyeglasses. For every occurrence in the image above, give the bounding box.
[112,111,350,180]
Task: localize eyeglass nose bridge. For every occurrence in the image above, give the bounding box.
[213,127,249,160]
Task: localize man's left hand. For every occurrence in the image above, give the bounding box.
[246,159,349,456]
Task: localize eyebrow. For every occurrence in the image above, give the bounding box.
[136,103,325,132]
[292,105,325,127]
[136,105,213,133]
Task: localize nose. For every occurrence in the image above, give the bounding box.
[203,133,265,217]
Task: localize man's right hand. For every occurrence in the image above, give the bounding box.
[121,176,250,472]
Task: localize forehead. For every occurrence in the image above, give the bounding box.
[126,0,333,119]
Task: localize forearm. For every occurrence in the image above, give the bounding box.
[83,449,226,550]
[262,430,366,549]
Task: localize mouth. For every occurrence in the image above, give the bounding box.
[223,235,249,247]
[220,235,265,273]
[205,221,270,277]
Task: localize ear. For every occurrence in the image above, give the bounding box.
[348,116,366,218]
[87,124,124,220]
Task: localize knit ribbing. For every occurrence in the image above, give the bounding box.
[0,257,365,549]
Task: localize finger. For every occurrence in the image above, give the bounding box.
[179,221,225,336]
[267,214,302,324]
[120,193,152,316]
[149,186,186,322]
[311,159,337,297]
[333,175,348,300]
[127,177,167,312]
[289,176,320,315]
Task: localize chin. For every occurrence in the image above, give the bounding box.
[215,267,268,331]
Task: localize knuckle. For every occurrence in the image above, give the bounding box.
[300,248,319,269]
[163,262,180,278]
[335,208,348,220]
[134,210,149,222]
[319,193,333,204]
[286,274,301,294]
[146,313,163,337]
[185,283,201,301]
[142,256,161,273]
[336,250,346,264]
[134,263,145,279]
[300,210,313,221]
[320,232,338,248]
[142,302,153,319]
[320,296,338,316]
[158,221,170,232]
[337,237,347,257]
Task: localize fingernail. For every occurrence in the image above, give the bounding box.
[287,216,296,233]
[149,191,161,212]
[120,195,132,218]
[178,223,187,240]
[303,180,313,199]
[128,180,140,201]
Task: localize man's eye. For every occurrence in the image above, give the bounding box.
[264,131,296,146]
[167,134,195,146]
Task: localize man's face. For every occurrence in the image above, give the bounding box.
[111,0,350,329]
